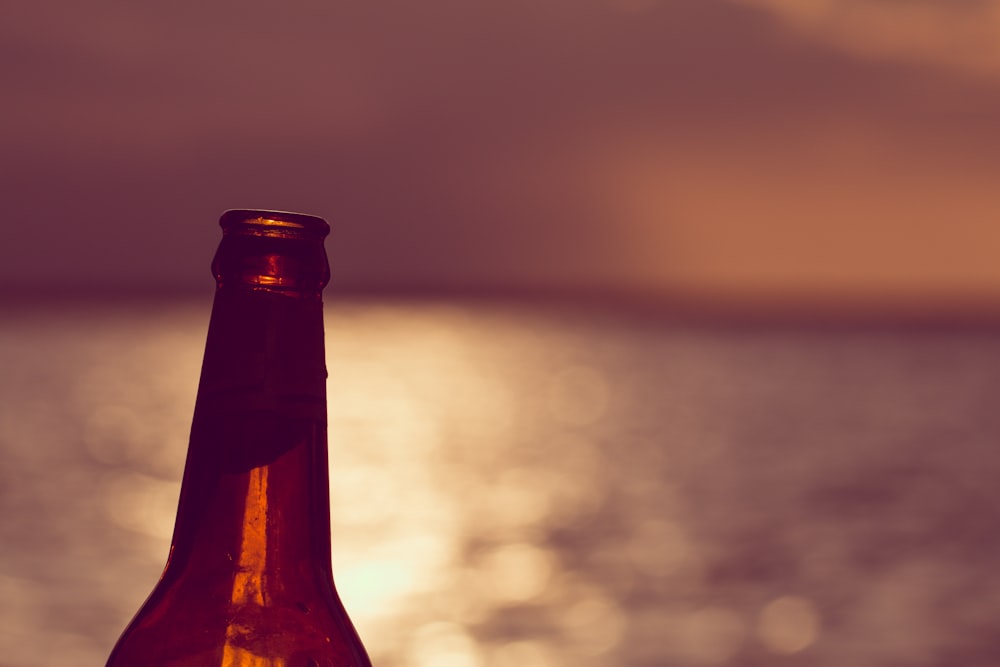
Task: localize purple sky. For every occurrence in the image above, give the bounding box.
[5,0,1000,303]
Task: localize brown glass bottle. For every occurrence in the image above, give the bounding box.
[106,210,372,667]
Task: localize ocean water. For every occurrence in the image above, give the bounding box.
[2,297,1000,666]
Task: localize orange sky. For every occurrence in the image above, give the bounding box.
[3,0,1000,307]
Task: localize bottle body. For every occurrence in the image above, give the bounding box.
[106,211,371,667]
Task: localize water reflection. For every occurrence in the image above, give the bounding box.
[679,606,746,665]
[545,365,609,426]
[101,470,177,540]
[3,300,1000,665]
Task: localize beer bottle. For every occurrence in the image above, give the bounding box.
[106,210,372,667]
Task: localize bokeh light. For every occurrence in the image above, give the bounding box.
[757,596,821,654]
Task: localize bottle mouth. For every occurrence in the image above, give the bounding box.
[219,209,330,240]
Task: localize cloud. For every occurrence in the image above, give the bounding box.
[4,0,1000,299]
[4,0,901,156]
[734,0,1000,77]
[589,121,1000,301]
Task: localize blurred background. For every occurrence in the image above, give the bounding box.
[3,0,1000,665]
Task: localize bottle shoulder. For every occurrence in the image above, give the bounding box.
[106,573,371,667]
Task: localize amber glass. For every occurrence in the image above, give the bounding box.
[106,210,372,667]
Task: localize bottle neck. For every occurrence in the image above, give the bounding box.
[166,286,333,599]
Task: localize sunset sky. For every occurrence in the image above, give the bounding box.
[4,0,1000,306]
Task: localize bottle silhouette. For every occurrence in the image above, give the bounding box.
[106,210,372,667]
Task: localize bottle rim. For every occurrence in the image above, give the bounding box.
[220,209,330,239]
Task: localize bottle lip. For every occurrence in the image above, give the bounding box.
[220,209,330,240]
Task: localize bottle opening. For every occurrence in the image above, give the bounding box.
[220,210,330,240]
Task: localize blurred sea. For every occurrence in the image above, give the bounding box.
[3,297,1000,667]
